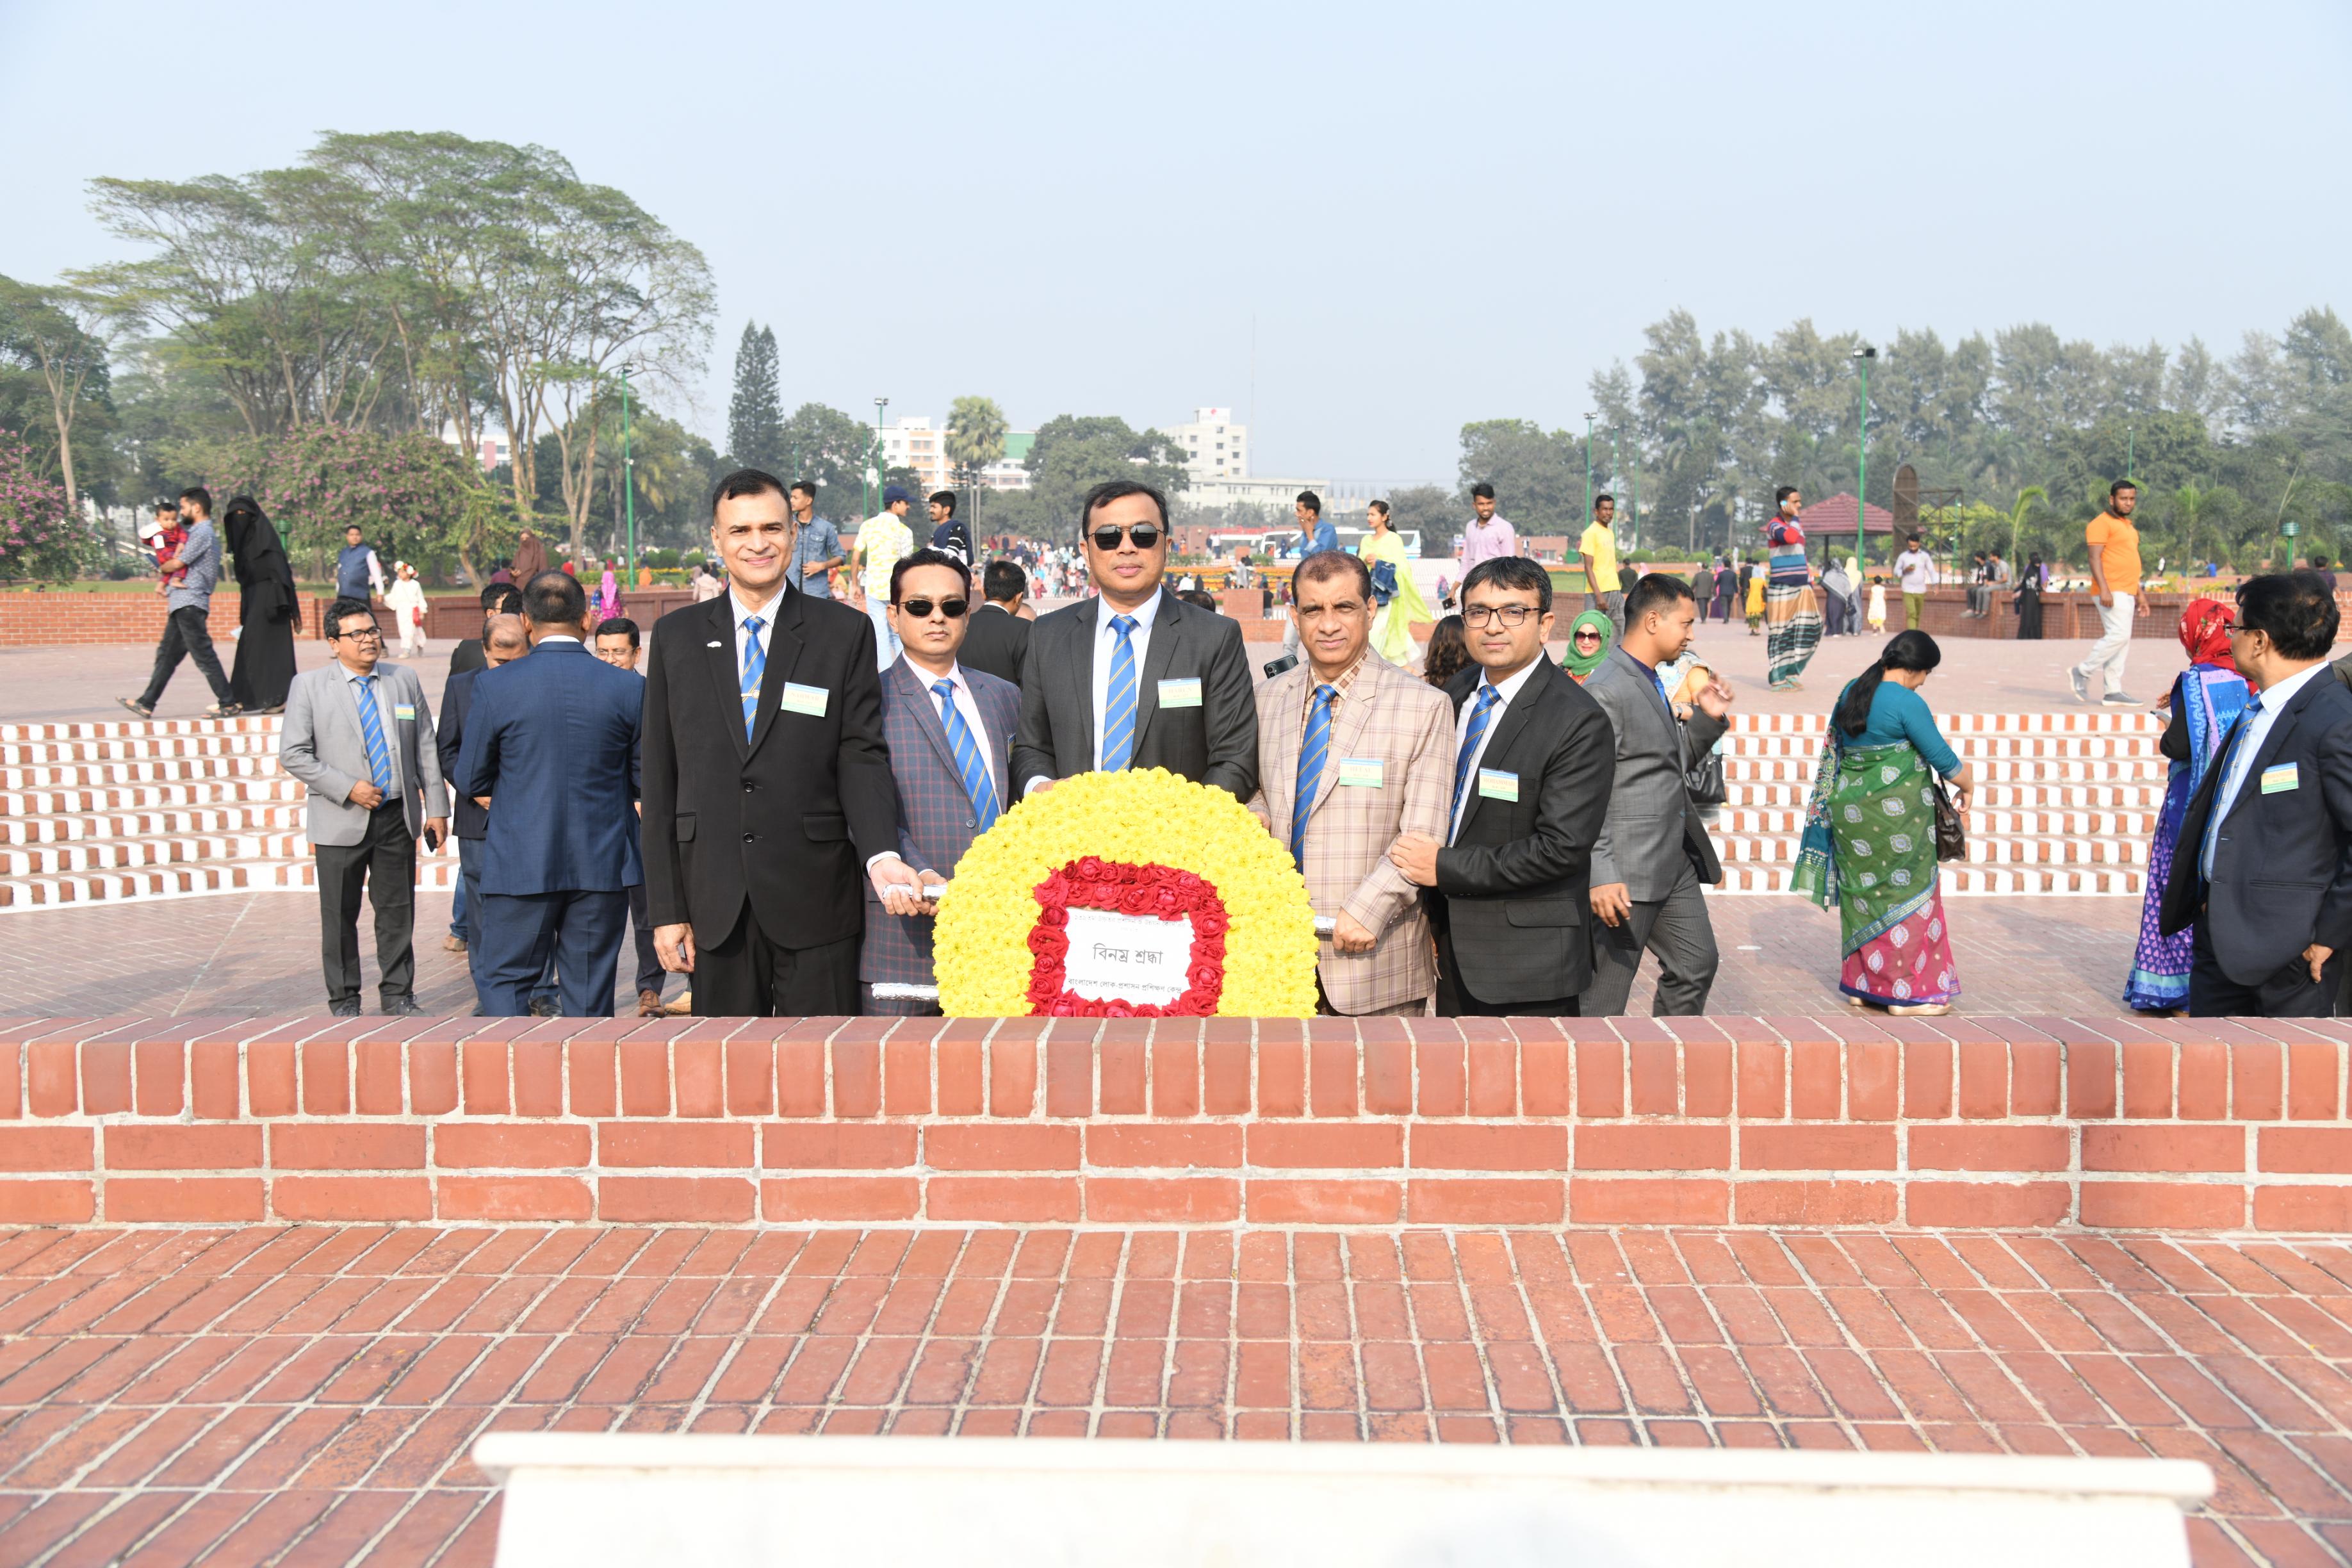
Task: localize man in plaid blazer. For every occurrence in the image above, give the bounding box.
[1250,551,1454,1015]
[861,550,1020,1015]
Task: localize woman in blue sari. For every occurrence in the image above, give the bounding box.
[2123,597,2251,1011]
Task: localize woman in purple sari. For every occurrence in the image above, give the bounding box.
[2123,597,2251,1011]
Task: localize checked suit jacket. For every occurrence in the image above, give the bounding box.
[861,657,1021,993]
[1248,652,1454,1014]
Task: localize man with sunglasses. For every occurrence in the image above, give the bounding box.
[280,597,448,1016]
[1387,557,1613,1017]
[863,549,1020,1013]
[1013,479,1258,801]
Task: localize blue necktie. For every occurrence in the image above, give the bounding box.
[740,614,765,740]
[933,678,1000,831]
[1291,683,1337,870]
[354,675,393,794]
[1451,683,1501,831]
[1100,614,1139,771]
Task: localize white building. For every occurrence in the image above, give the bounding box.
[1167,407,1250,482]
[877,416,1034,493]
[1181,475,1332,511]
[439,419,511,473]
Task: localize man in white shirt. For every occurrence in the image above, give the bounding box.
[1455,482,1519,570]
[1894,533,1934,632]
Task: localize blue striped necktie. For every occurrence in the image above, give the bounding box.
[1451,682,1501,831]
[933,678,1000,831]
[739,614,765,740]
[354,675,393,794]
[1100,614,1139,771]
[1291,683,1337,870]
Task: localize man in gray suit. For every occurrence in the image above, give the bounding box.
[1578,572,1733,1017]
[1013,478,1257,801]
[280,596,449,1015]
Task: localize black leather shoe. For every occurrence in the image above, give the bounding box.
[382,996,423,1017]
[329,1000,363,1018]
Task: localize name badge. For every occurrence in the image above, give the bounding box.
[2262,762,2299,795]
[1158,678,1203,708]
[1337,758,1384,788]
[1478,768,1519,802]
[393,704,416,722]
[779,682,829,717]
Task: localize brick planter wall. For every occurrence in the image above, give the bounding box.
[0,592,246,648]
[1,1014,2347,1232]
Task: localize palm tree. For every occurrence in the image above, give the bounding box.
[2174,483,2207,575]
[946,395,1010,540]
[2005,484,2048,566]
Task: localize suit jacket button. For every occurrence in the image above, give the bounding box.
[742,831,756,842]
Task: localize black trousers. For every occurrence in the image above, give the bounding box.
[2189,919,2342,1018]
[139,605,235,708]
[693,902,860,1017]
[626,883,665,997]
[315,801,416,1008]
[1434,929,1581,1018]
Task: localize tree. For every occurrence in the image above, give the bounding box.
[1020,414,1189,540]
[0,279,110,516]
[726,323,783,473]
[198,424,516,584]
[1457,419,1580,535]
[945,394,1009,535]
[1382,485,1459,559]
[0,429,102,582]
[2005,485,2047,565]
[778,402,888,525]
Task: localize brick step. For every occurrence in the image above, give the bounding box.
[0,717,280,743]
[1725,758,2162,785]
[0,857,459,910]
[0,759,289,788]
[0,830,359,876]
[1713,807,2163,837]
[1713,832,2146,867]
[0,735,283,764]
[1719,733,2164,758]
[0,781,309,815]
[1727,711,2160,735]
[1725,782,2166,810]
[1711,864,2143,895]
[0,805,302,845]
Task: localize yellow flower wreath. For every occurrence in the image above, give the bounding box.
[935,768,1319,1017]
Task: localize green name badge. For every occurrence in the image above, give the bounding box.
[779,682,829,718]
[1158,678,1203,708]
[393,704,416,722]
[2262,762,2299,794]
[1478,767,1519,802]
[1337,758,1384,788]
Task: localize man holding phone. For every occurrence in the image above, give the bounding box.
[279,598,448,1017]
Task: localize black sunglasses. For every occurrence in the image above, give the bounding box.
[1090,524,1162,551]
[895,596,968,619]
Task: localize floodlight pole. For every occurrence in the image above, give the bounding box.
[619,365,635,581]
[1852,347,1877,569]
[1583,412,1596,529]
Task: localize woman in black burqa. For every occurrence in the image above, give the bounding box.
[224,496,298,712]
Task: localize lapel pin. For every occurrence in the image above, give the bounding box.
[706,641,723,648]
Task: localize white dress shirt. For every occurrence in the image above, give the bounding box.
[1024,587,1163,796]
[1449,658,1543,842]
[2202,660,2328,881]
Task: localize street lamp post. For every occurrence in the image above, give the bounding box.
[1851,347,1877,573]
[1583,412,1596,531]
[869,397,890,519]
[619,364,635,584]
[1608,429,1622,553]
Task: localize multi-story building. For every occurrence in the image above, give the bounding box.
[877,416,1034,493]
[1167,407,1250,482]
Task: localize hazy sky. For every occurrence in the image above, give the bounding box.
[3,0,2346,485]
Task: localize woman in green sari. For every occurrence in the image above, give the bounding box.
[1791,630,1975,1015]
[1560,608,1613,683]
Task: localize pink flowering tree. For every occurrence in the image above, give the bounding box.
[203,426,521,585]
[0,429,102,583]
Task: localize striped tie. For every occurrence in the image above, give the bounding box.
[1291,683,1337,870]
[740,614,765,740]
[1450,683,1501,834]
[354,675,393,794]
[933,678,1000,832]
[1100,615,1139,771]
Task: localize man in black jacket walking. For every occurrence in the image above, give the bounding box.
[2162,571,2352,1017]
[1389,556,1614,1015]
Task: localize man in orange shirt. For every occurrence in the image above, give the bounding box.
[2071,479,2143,706]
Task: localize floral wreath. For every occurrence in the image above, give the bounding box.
[935,768,1318,1017]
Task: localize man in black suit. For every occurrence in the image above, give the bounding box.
[1012,478,1257,801]
[2161,571,2352,1017]
[435,612,528,973]
[960,559,1032,687]
[1389,555,1615,1016]
[448,584,525,678]
[641,468,925,1016]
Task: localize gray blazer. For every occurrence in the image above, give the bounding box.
[279,660,448,846]
[1581,646,1724,899]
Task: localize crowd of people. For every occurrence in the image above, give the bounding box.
[107,462,2352,1026]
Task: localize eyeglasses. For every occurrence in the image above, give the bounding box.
[895,596,968,619]
[1089,524,1163,551]
[1462,603,1539,628]
[335,626,383,642]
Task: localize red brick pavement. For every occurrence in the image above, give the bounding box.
[0,1224,2348,1565]
[0,892,2147,1018]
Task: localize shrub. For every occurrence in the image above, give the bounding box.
[0,430,103,583]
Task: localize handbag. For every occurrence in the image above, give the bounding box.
[1931,776,1966,862]
[1683,729,1727,808]
[1368,558,1398,607]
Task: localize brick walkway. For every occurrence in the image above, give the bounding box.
[0,892,2146,1018]
[0,1224,2345,1565]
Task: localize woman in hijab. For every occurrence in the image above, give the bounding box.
[2012,552,2045,640]
[1560,608,1614,684]
[2122,598,2251,1012]
[222,496,297,712]
[509,528,549,584]
[592,559,624,626]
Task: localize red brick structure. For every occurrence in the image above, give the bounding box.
[3,1015,2348,1235]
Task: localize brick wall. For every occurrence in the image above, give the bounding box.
[0,592,246,648]
[0,1014,2346,1232]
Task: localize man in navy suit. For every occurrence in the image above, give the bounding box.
[457,570,646,1017]
[862,549,1020,1015]
[2161,571,2352,1017]
[434,612,529,1000]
